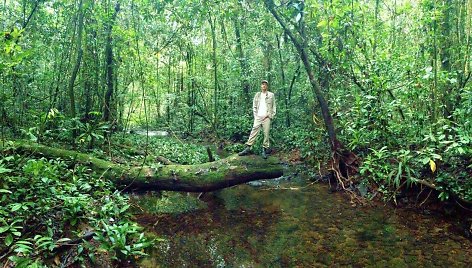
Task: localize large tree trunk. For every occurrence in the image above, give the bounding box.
[1,141,283,192]
[265,0,358,185]
[265,0,339,152]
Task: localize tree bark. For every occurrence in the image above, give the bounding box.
[265,0,340,152]
[234,16,250,106]
[209,15,219,132]
[68,0,84,139]
[1,141,283,192]
[265,0,359,185]
[102,2,120,124]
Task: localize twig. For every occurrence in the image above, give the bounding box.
[454,199,472,212]
[416,185,427,204]
[389,180,407,205]
[419,189,433,207]
[0,248,13,262]
[52,232,95,253]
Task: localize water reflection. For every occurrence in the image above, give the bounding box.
[135,177,472,267]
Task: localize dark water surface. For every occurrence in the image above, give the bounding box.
[134,177,472,267]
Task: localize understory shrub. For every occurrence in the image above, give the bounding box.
[0,152,151,267]
[359,121,471,202]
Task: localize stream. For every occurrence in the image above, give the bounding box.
[132,174,472,267]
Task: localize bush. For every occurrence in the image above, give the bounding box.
[0,154,151,266]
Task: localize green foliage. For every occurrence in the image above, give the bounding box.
[275,126,329,161]
[359,118,471,202]
[419,120,472,201]
[128,135,219,165]
[1,27,28,72]
[0,155,151,265]
[220,113,253,142]
[360,148,418,192]
[20,109,71,142]
[76,113,109,148]
[224,143,246,154]
[94,221,150,261]
[21,109,109,149]
[0,0,470,214]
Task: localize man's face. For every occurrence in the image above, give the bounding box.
[261,83,268,91]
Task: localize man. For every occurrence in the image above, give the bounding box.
[238,80,276,159]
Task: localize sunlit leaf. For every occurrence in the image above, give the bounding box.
[0,226,9,233]
[429,159,436,173]
[317,20,327,28]
[10,203,22,212]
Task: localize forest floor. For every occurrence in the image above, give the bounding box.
[1,133,471,267]
[81,132,472,241]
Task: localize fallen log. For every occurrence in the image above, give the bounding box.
[0,140,283,192]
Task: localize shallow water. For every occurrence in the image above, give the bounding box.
[132,130,169,137]
[135,177,472,267]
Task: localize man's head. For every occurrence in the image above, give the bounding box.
[261,80,269,92]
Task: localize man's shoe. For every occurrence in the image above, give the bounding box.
[238,146,252,156]
[262,148,268,159]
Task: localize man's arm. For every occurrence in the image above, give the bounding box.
[253,93,258,117]
[270,93,276,119]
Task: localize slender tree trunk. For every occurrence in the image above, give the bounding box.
[265,0,359,186]
[91,13,100,117]
[68,0,84,139]
[390,0,397,50]
[187,47,195,133]
[441,0,453,117]
[275,33,293,127]
[286,64,301,127]
[276,34,286,85]
[167,55,172,123]
[21,0,40,30]
[234,17,250,106]
[155,40,161,120]
[432,7,438,123]
[262,38,273,83]
[265,0,340,152]
[209,15,218,132]
[103,2,120,125]
[374,0,379,54]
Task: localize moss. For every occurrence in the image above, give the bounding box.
[3,140,283,192]
[130,192,207,215]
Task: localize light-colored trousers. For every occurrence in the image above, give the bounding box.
[245,117,271,149]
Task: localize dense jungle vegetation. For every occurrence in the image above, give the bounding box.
[1,0,471,266]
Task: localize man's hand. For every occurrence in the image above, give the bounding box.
[255,115,270,120]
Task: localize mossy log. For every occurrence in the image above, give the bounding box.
[0,140,283,192]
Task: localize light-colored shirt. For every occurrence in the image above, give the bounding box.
[257,92,268,117]
[252,91,276,119]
